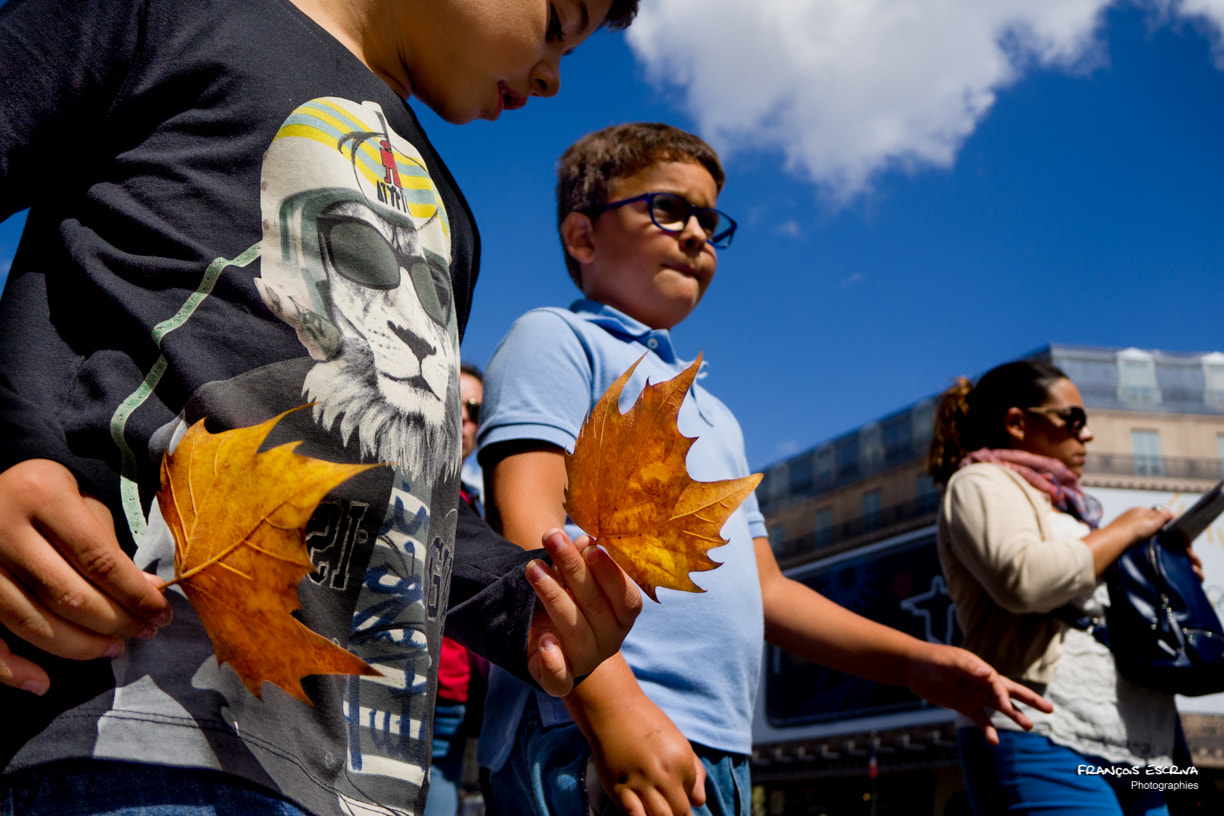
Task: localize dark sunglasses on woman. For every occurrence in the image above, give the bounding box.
[1024,405,1088,437]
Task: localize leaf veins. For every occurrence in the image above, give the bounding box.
[564,354,763,602]
[157,408,382,702]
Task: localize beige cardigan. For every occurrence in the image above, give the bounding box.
[937,462,1096,684]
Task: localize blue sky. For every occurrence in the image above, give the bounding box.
[3,1,1222,470]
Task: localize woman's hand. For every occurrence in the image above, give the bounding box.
[1109,506,1175,545]
[1083,505,1175,576]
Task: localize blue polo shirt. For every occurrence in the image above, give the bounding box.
[476,300,766,765]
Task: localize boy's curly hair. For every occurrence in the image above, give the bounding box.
[604,0,640,30]
[556,122,724,287]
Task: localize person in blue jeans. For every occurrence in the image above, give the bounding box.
[424,363,490,816]
[475,122,1054,816]
[928,361,1182,815]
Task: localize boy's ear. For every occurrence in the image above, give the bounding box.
[560,212,596,265]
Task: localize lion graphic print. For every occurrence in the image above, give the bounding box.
[104,99,462,816]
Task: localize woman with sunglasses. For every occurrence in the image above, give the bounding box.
[927,360,1180,816]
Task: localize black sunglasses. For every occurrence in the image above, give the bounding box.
[595,191,737,249]
[1024,405,1088,437]
[461,398,481,424]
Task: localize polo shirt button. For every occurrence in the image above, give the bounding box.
[646,338,659,349]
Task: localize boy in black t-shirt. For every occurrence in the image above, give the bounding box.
[0,1,640,814]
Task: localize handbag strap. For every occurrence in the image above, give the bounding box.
[1052,602,1111,649]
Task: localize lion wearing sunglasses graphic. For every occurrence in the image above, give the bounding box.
[256,98,461,486]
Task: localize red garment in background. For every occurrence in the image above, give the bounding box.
[436,637,472,703]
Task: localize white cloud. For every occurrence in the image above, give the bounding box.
[1175,0,1224,66]
[626,0,1224,202]
[774,220,803,238]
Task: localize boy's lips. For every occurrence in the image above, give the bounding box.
[497,82,528,116]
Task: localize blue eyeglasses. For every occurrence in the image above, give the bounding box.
[596,192,737,249]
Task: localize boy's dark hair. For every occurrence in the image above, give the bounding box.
[460,361,483,382]
[604,0,640,30]
[926,359,1069,485]
[556,122,725,286]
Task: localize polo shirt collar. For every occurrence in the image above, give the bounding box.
[570,299,683,365]
[569,299,714,423]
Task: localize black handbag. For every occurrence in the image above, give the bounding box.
[1060,480,1224,697]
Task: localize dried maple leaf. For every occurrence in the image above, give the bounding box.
[157,408,382,702]
[564,354,763,602]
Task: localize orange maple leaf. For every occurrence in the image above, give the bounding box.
[563,354,763,602]
[157,408,382,702]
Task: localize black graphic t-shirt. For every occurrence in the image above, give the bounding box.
[0,0,538,813]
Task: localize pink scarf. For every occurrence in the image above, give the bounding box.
[960,448,1102,530]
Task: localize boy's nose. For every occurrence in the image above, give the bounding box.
[678,214,707,249]
[531,59,560,98]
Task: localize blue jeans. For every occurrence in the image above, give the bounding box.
[423,701,467,816]
[486,700,749,816]
[957,728,1170,816]
[1,760,310,816]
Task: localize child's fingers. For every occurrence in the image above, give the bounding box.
[1001,675,1052,714]
[0,521,158,643]
[526,556,586,655]
[582,544,642,631]
[968,712,1001,746]
[48,491,172,626]
[0,461,171,636]
[526,627,573,697]
[656,781,693,816]
[0,563,130,663]
[540,528,609,631]
[0,636,50,696]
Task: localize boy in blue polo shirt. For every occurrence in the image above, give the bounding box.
[475,122,1053,816]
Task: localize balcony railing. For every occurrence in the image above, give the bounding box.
[1083,454,1223,481]
[769,455,1224,561]
[773,493,940,560]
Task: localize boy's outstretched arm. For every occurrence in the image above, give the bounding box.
[524,528,642,697]
[0,459,174,693]
[491,448,704,816]
[755,538,1053,743]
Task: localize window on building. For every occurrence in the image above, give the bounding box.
[814,445,834,488]
[1204,353,1224,410]
[911,398,935,454]
[760,465,784,507]
[1132,429,1163,476]
[768,524,787,557]
[859,422,884,475]
[862,489,882,532]
[788,454,814,497]
[916,473,936,512]
[1116,348,1161,407]
[814,507,833,549]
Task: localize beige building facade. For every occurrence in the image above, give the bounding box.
[761,345,1224,568]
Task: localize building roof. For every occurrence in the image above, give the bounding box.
[758,343,1224,514]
